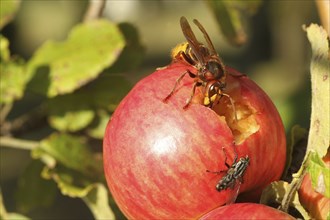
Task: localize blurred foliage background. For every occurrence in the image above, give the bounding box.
[0,0,325,219]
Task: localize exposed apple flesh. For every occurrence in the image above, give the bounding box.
[103,62,286,219]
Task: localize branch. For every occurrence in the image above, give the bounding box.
[0,104,47,136]
[0,104,13,124]
[0,136,39,150]
[83,0,106,23]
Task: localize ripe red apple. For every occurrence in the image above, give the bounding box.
[103,62,286,219]
[298,151,330,219]
[199,203,295,219]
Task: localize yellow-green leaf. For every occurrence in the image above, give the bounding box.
[87,74,132,111]
[0,35,10,61]
[0,35,28,104]
[260,181,310,219]
[46,74,131,132]
[304,24,330,157]
[15,160,57,213]
[87,110,111,139]
[82,184,115,220]
[306,151,330,198]
[41,166,96,198]
[48,94,95,132]
[27,19,125,97]
[33,133,103,179]
[0,0,21,29]
[108,22,146,73]
[0,188,30,220]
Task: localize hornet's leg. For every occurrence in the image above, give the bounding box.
[183,80,202,109]
[163,71,189,102]
[221,93,238,122]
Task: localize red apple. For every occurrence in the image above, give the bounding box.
[103,62,286,219]
[199,203,295,219]
[298,151,330,220]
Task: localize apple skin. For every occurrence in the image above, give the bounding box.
[103,62,286,219]
[298,151,330,220]
[199,203,295,219]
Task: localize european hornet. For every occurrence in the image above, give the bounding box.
[164,16,239,119]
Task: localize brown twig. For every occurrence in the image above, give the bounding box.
[0,104,47,136]
[315,0,330,36]
[83,0,106,23]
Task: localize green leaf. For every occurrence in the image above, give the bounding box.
[1,188,30,220]
[0,35,10,61]
[108,22,146,73]
[87,110,111,139]
[15,160,57,213]
[206,0,262,46]
[41,165,96,198]
[27,19,125,97]
[46,74,130,132]
[0,62,25,104]
[306,151,330,198]
[260,181,310,219]
[0,0,21,29]
[82,184,115,220]
[31,133,104,198]
[32,133,103,179]
[87,74,131,111]
[0,35,28,104]
[304,24,330,157]
[1,206,30,220]
[48,94,95,132]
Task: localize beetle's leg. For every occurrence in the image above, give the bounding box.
[232,145,238,164]
[206,147,230,174]
[206,169,226,174]
[183,81,202,109]
[222,147,231,168]
[238,176,244,183]
[222,93,238,121]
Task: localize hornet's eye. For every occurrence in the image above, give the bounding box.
[206,60,224,79]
